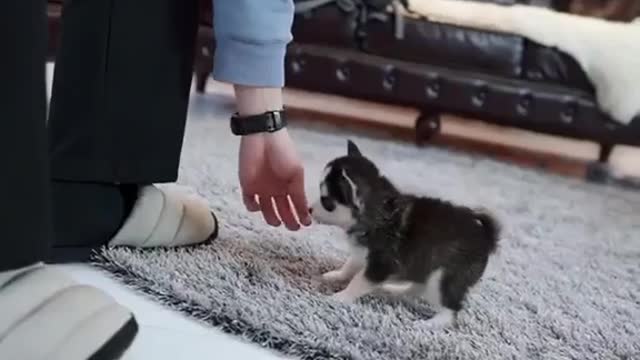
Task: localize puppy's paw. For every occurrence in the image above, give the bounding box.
[421,309,456,330]
[322,270,348,282]
[330,290,357,303]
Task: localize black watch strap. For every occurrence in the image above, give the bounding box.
[230,110,288,136]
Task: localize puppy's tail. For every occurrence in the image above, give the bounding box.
[473,207,501,253]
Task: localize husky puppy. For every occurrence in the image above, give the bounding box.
[310,140,500,328]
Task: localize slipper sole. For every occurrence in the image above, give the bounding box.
[87,317,138,360]
[0,267,139,360]
[48,211,218,264]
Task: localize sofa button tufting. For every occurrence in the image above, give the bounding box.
[290,59,305,74]
[336,64,350,82]
[561,101,577,124]
[425,75,440,100]
[383,66,396,91]
[472,85,488,108]
[517,93,532,116]
[356,28,367,40]
[425,83,439,99]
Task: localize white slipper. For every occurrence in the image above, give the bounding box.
[109,185,218,248]
[0,264,138,360]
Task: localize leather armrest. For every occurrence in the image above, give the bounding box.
[291,0,585,83]
[522,42,594,93]
[361,4,525,78]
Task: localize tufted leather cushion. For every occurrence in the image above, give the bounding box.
[292,1,527,78]
[361,14,525,78]
[285,43,638,146]
[291,0,588,83]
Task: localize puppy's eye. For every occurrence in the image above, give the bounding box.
[321,196,336,212]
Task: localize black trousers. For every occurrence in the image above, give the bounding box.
[0,0,199,272]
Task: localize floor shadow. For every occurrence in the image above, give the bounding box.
[205,236,438,319]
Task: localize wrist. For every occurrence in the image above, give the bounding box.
[231,86,288,137]
[234,85,284,116]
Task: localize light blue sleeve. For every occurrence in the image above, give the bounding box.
[212,0,294,88]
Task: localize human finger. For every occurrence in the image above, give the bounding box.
[242,193,260,212]
[288,169,312,226]
[274,195,300,231]
[258,195,281,227]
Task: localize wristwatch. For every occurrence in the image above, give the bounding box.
[230,109,288,136]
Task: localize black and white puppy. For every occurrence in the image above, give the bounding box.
[310,140,501,328]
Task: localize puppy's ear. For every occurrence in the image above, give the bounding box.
[347,140,362,157]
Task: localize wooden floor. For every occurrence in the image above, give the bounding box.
[206,81,640,182]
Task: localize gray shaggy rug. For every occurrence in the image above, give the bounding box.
[94,94,640,360]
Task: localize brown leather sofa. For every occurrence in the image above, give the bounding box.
[46,0,639,166]
[280,0,640,161]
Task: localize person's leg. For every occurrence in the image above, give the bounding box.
[0,0,51,272]
[0,2,137,358]
[49,0,199,184]
[47,0,216,262]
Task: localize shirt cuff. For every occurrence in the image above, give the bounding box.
[212,37,288,88]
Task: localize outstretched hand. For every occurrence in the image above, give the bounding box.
[238,129,312,231]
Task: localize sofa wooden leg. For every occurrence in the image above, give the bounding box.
[194,38,213,94]
[195,69,209,93]
[598,143,613,163]
[585,161,612,184]
[415,110,441,146]
[586,144,640,189]
[585,161,640,189]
